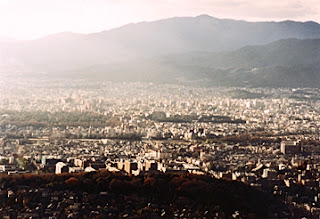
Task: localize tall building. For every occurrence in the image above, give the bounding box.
[281,140,301,154]
[55,162,69,174]
[124,160,138,174]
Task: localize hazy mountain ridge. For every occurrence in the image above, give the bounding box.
[1,15,320,87]
[168,38,320,87]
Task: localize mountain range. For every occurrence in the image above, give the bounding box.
[1,15,320,87]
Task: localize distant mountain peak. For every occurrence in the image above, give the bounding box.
[196,14,215,19]
[2,16,320,88]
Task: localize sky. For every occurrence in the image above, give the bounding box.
[0,0,319,40]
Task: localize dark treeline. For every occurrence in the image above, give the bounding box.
[0,110,110,128]
[0,171,288,218]
[148,112,246,124]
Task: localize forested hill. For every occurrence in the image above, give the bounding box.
[0,171,288,218]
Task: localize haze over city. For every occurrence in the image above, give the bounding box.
[2,0,320,218]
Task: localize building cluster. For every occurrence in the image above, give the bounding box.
[1,79,320,217]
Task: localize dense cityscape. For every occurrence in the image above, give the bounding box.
[2,0,320,217]
[1,78,320,217]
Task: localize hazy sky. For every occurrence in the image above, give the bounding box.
[0,0,319,40]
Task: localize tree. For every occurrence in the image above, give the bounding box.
[65,177,79,187]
